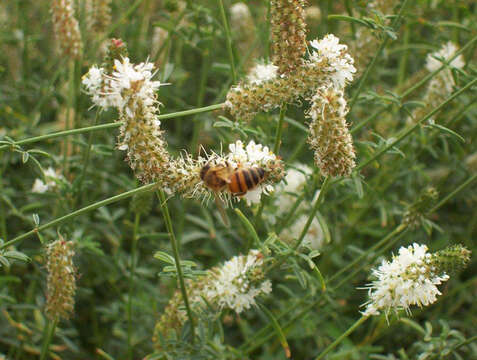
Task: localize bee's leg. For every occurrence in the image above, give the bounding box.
[233,192,247,196]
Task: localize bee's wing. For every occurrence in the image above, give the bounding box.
[214,167,232,183]
[214,194,230,227]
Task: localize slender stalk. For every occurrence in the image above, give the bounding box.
[315,316,369,359]
[235,209,262,251]
[356,77,477,172]
[1,183,157,250]
[127,213,140,360]
[0,103,224,152]
[349,0,410,111]
[76,110,99,198]
[273,105,287,154]
[39,318,58,360]
[62,60,76,173]
[156,190,195,340]
[218,0,237,83]
[428,174,477,213]
[293,176,331,251]
[329,224,407,283]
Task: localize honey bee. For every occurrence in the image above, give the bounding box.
[200,162,267,225]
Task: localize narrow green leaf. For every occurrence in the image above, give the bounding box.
[154,251,175,264]
[258,304,291,358]
[429,123,466,143]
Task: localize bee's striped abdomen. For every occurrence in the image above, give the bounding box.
[228,167,266,195]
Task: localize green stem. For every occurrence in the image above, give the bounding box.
[77,110,99,198]
[356,77,477,172]
[349,0,410,111]
[156,190,195,340]
[293,176,331,251]
[329,224,407,283]
[428,173,477,214]
[235,209,262,251]
[62,60,76,173]
[218,0,237,83]
[127,213,140,360]
[39,318,58,360]
[315,316,369,359]
[1,183,157,250]
[0,103,224,152]
[273,105,287,154]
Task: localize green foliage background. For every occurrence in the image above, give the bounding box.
[0,0,476,359]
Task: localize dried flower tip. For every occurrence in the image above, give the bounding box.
[270,0,307,74]
[50,0,82,59]
[307,85,356,177]
[104,38,129,73]
[45,237,76,321]
[361,243,451,318]
[85,0,112,35]
[32,167,65,194]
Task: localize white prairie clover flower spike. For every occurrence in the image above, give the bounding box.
[270,0,307,74]
[307,85,356,177]
[205,250,272,313]
[425,42,465,72]
[50,0,83,59]
[32,167,65,193]
[361,243,471,318]
[153,249,271,348]
[111,57,172,184]
[45,236,76,321]
[225,34,355,122]
[85,0,112,35]
[408,42,465,125]
[173,140,284,206]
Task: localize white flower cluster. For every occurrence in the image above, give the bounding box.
[32,167,65,193]
[82,57,164,113]
[269,164,324,250]
[205,250,272,313]
[247,62,279,85]
[309,34,356,90]
[362,243,449,318]
[425,42,465,72]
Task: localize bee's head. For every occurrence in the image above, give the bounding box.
[200,163,211,180]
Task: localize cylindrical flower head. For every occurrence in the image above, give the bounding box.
[230,2,257,70]
[170,140,285,206]
[110,58,172,184]
[361,243,470,318]
[153,249,271,348]
[408,42,465,125]
[307,85,356,177]
[205,249,272,313]
[225,34,355,122]
[270,0,307,74]
[50,0,83,59]
[45,237,76,321]
[85,0,112,34]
